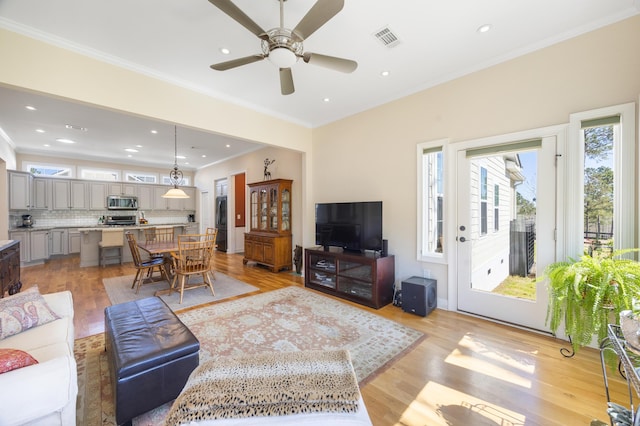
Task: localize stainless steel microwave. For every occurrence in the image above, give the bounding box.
[107,195,138,210]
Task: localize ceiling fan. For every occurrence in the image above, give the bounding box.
[208,0,358,95]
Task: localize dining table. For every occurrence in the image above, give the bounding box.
[137,240,179,296]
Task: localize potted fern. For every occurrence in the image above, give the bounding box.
[544,248,640,355]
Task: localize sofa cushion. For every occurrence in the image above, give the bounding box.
[0,348,38,373]
[0,286,60,340]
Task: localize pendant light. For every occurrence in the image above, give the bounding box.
[162,126,190,199]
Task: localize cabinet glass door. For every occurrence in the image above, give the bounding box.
[259,189,268,230]
[250,190,258,229]
[269,187,278,231]
[282,189,290,232]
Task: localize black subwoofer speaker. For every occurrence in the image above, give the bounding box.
[401,276,437,317]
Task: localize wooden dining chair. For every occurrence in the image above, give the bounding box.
[126,232,169,294]
[204,228,218,280]
[170,234,215,304]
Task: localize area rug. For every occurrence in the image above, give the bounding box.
[75,286,425,425]
[103,272,259,311]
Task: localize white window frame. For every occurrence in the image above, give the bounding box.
[24,162,74,178]
[125,172,158,184]
[566,102,636,258]
[417,139,447,263]
[79,167,120,181]
[161,175,190,186]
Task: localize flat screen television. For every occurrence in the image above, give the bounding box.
[315,201,383,252]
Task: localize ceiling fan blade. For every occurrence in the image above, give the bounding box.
[208,0,268,40]
[210,55,265,71]
[291,0,344,42]
[303,52,357,73]
[279,68,295,95]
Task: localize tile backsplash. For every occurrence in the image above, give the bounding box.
[9,210,195,228]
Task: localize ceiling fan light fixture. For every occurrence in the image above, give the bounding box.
[268,47,298,68]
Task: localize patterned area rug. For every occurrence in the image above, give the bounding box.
[75,286,425,425]
[103,272,259,311]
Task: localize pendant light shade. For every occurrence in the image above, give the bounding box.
[162,126,190,199]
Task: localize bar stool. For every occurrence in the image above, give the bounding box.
[99,228,124,267]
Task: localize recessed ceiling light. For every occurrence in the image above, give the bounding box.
[201,154,207,158]
[125,148,139,153]
[323,98,330,102]
[35,129,45,133]
[225,144,231,148]
[477,24,492,33]
[55,138,75,144]
[127,154,132,158]
[380,70,390,77]
[65,124,87,131]
[177,155,186,160]
[151,130,158,134]
[43,144,50,147]
[25,105,36,111]
[135,144,143,148]
[220,47,230,55]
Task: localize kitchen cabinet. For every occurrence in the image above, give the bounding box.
[182,187,196,210]
[109,183,136,196]
[49,229,69,256]
[30,230,49,261]
[89,182,107,210]
[32,177,50,210]
[68,230,81,254]
[9,231,30,263]
[9,171,31,210]
[152,185,195,211]
[136,185,154,210]
[52,180,88,210]
[243,179,293,272]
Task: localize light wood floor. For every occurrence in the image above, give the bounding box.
[22,252,627,425]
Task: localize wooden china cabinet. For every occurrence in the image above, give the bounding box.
[243,179,293,272]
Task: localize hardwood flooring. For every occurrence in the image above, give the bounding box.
[21,252,627,425]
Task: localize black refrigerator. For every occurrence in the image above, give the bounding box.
[215,195,227,252]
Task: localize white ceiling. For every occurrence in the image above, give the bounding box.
[0,0,638,170]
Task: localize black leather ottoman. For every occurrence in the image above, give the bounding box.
[105,297,200,426]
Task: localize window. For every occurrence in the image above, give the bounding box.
[26,163,72,177]
[480,167,488,235]
[567,102,636,258]
[125,172,157,184]
[161,175,190,186]
[80,168,119,181]
[494,184,499,231]
[418,141,446,260]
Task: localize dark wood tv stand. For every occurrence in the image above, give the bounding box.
[304,247,395,309]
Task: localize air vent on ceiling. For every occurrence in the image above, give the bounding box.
[373,26,400,48]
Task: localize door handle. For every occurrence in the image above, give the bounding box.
[459,236,466,242]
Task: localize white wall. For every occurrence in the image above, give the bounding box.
[1,15,639,309]
[312,15,640,304]
[195,146,303,254]
[0,139,17,239]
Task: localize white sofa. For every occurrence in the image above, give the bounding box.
[0,291,77,426]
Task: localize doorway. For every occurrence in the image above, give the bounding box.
[456,136,557,331]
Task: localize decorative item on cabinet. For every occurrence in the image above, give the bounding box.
[263,158,275,181]
[243,179,292,272]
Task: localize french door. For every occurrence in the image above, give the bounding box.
[456,136,557,331]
